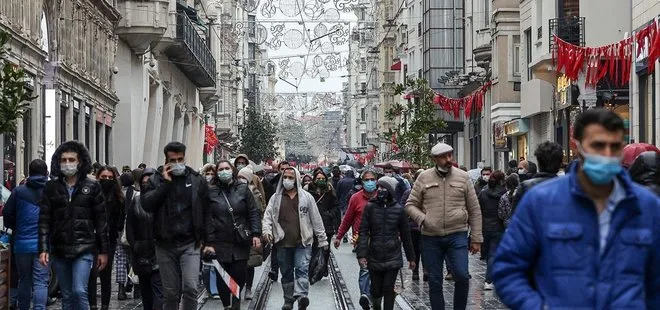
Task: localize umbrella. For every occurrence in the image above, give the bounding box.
[622,143,660,168]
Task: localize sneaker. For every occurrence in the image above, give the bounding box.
[297,296,310,310]
[343,236,348,243]
[212,294,221,299]
[244,288,253,300]
[269,271,279,282]
[484,282,494,291]
[445,272,453,281]
[281,302,294,310]
[359,294,371,310]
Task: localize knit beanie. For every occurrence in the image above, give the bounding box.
[377,176,398,196]
[238,167,254,182]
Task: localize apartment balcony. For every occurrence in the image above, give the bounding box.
[473,43,492,68]
[549,16,585,52]
[116,0,169,53]
[215,114,232,133]
[153,4,216,88]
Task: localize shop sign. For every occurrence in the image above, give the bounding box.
[556,74,572,109]
[493,122,509,152]
[504,119,529,136]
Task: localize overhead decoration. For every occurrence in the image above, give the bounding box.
[204,125,219,154]
[260,92,344,111]
[431,81,493,120]
[241,0,358,15]
[553,20,659,87]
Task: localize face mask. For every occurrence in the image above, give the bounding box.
[518,168,527,175]
[100,179,116,192]
[436,166,448,173]
[217,170,233,183]
[282,179,296,190]
[580,151,622,185]
[237,178,248,184]
[236,164,246,171]
[557,171,565,176]
[363,180,377,192]
[377,189,389,202]
[482,175,490,182]
[61,163,78,177]
[315,179,327,188]
[205,175,214,183]
[171,163,186,176]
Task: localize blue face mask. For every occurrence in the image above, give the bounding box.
[363,180,377,192]
[581,151,622,185]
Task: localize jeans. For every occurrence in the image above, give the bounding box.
[369,269,398,310]
[138,270,163,310]
[483,232,503,284]
[277,246,312,301]
[215,260,247,307]
[52,253,95,310]
[203,266,219,295]
[422,232,470,310]
[155,242,201,310]
[15,253,49,310]
[88,246,116,308]
[358,262,370,296]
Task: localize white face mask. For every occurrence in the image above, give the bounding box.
[482,175,490,182]
[282,179,295,190]
[61,163,78,177]
[205,175,214,183]
[518,168,527,175]
[557,171,565,176]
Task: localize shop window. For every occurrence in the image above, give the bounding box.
[73,99,80,141]
[85,105,91,148]
[96,122,102,163]
[3,133,17,190]
[105,126,111,164]
[23,109,32,176]
[60,106,67,143]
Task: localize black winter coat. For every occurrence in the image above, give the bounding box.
[209,181,261,263]
[511,172,557,212]
[141,167,214,247]
[102,193,124,244]
[478,184,507,233]
[39,177,109,258]
[309,187,341,235]
[125,192,157,275]
[356,200,415,271]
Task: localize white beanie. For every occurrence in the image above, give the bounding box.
[238,167,254,182]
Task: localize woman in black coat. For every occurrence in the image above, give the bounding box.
[307,171,341,278]
[210,160,262,309]
[89,166,125,310]
[356,176,415,310]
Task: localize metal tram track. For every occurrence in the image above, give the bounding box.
[248,252,355,310]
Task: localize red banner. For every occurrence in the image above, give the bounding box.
[433,81,492,120]
[203,125,218,154]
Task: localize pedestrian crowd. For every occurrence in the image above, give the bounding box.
[0,108,659,310]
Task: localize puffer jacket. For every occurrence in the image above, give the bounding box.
[308,185,341,235]
[125,192,158,275]
[628,151,660,195]
[356,200,415,271]
[39,176,109,258]
[209,181,261,263]
[493,163,660,309]
[478,184,507,233]
[3,176,48,254]
[405,166,483,243]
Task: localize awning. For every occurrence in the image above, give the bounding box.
[390,61,401,71]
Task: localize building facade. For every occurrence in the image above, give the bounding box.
[112,0,216,169]
[1,0,121,188]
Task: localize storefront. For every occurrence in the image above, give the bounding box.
[554,73,581,161]
[504,118,530,161]
[493,121,510,170]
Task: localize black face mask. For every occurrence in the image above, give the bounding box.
[377,189,389,202]
[100,179,116,192]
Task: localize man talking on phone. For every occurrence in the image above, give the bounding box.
[141,142,215,310]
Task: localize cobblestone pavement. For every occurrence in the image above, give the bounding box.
[397,255,508,310]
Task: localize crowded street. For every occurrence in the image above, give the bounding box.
[3,0,660,309]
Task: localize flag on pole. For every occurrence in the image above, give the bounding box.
[203,259,240,298]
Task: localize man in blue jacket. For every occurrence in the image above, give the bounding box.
[493,108,660,309]
[4,159,49,310]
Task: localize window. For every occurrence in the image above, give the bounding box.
[525,28,532,80]
[361,133,367,146]
[84,105,91,148]
[513,35,521,76]
[484,0,490,27]
[418,23,421,36]
[105,126,111,164]
[360,107,366,122]
[23,109,31,175]
[96,122,102,162]
[248,15,256,38]
[72,100,79,141]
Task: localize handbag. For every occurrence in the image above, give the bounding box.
[221,192,252,246]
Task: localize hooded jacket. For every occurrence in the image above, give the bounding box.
[478,184,507,233]
[308,179,341,235]
[4,175,48,254]
[262,168,328,247]
[493,163,660,309]
[39,141,109,258]
[141,166,215,246]
[336,170,355,211]
[126,169,157,274]
[235,154,267,204]
[356,189,415,271]
[629,151,660,195]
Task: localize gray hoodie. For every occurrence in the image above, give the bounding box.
[262,167,328,247]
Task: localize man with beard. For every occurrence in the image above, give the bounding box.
[405,142,482,310]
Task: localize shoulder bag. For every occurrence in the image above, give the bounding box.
[221,191,252,246]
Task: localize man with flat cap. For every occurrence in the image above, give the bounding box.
[405,143,482,310]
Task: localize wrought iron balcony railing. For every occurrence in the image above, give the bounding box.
[549,16,585,52]
[175,12,216,87]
